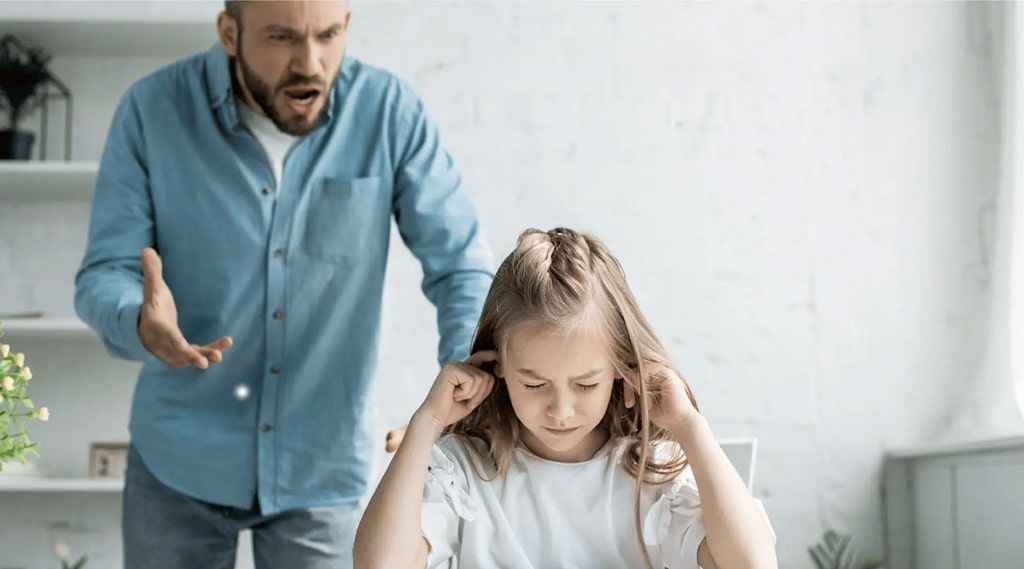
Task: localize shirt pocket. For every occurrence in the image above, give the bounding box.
[303,175,389,267]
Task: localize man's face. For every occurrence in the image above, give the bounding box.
[221,1,350,135]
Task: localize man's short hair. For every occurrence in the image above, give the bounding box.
[224,1,246,22]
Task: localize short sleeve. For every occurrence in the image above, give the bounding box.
[643,474,706,569]
[422,439,475,569]
[642,472,777,569]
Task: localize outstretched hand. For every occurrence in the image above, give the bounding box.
[138,247,233,369]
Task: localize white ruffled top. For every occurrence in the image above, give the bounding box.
[420,434,769,569]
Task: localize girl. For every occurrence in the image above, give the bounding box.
[355,228,776,569]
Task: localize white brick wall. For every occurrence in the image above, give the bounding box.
[369,2,1002,565]
[0,2,1005,568]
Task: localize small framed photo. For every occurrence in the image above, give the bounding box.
[88,442,129,478]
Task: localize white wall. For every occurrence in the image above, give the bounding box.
[0,2,1005,568]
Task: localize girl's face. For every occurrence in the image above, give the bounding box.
[498,321,617,463]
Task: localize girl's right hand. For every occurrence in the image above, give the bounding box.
[416,350,498,433]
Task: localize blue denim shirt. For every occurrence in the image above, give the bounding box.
[74,43,493,514]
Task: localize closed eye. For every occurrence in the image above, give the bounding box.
[577,383,599,391]
[523,383,545,390]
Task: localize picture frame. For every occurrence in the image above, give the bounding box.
[88,442,129,478]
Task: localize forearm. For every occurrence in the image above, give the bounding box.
[431,269,493,364]
[394,107,494,367]
[75,89,153,362]
[74,267,148,361]
[669,415,777,569]
[354,411,441,569]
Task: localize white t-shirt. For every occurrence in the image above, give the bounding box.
[422,434,712,569]
[236,98,298,189]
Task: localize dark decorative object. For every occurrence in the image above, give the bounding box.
[0,34,72,160]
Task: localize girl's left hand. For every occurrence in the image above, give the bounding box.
[625,363,699,431]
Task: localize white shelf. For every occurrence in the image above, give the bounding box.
[0,317,94,339]
[0,476,123,493]
[0,161,98,201]
[886,435,1024,460]
[0,1,221,58]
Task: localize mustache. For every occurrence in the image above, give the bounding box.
[277,76,327,91]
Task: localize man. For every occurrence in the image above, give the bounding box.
[74,1,492,567]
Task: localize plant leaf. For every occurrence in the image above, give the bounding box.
[835,534,852,569]
[809,546,829,569]
[812,543,835,566]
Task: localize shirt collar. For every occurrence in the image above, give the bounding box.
[205,42,239,130]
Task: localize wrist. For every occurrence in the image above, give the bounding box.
[411,408,446,440]
[664,412,708,446]
[120,301,151,361]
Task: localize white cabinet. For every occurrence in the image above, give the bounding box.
[0,3,260,568]
[0,325,139,569]
[883,437,1024,569]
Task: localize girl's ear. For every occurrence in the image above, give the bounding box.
[621,378,636,409]
[493,360,505,379]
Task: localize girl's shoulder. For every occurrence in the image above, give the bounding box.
[609,436,694,488]
[436,433,489,457]
[608,436,686,466]
[433,433,494,479]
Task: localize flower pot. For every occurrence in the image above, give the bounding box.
[0,129,35,160]
[0,456,39,477]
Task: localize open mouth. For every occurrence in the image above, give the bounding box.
[284,87,322,111]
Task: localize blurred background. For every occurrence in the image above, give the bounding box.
[1,1,1022,568]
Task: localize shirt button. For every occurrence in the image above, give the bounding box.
[272,309,284,320]
[259,423,272,432]
[270,364,281,374]
[272,248,284,259]
[261,186,272,196]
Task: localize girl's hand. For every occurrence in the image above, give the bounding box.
[415,350,498,434]
[625,363,699,431]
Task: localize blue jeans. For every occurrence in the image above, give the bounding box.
[123,445,359,569]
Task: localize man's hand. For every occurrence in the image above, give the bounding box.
[384,425,406,452]
[138,247,233,369]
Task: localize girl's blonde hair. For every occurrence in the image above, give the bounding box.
[446,227,700,567]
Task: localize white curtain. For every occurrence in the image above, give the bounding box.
[943,2,1024,441]
[1010,1,1024,422]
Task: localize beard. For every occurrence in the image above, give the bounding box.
[234,37,334,136]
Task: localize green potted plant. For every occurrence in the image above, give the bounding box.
[0,322,50,470]
[808,529,884,569]
[0,34,53,160]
